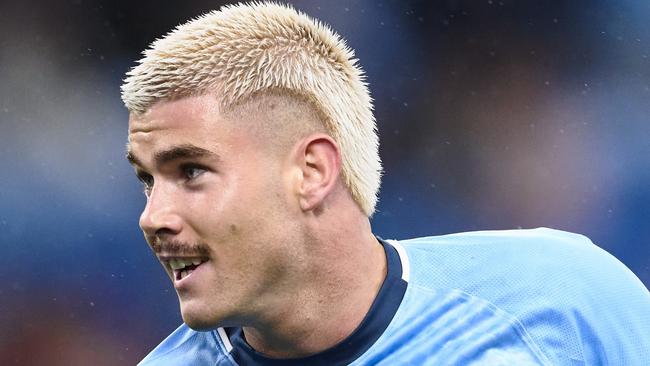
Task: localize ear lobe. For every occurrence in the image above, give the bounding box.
[296,134,341,212]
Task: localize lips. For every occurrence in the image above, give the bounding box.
[164,257,209,281]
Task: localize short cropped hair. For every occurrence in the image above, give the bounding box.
[121,2,381,216]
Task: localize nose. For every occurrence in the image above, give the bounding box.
[139,184,183,238]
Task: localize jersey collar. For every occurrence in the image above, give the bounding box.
[223,237,407,365]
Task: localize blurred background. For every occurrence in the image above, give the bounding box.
[1,0,649,364]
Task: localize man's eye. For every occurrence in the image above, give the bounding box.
[137,173,154,195]
[183,165,206,181]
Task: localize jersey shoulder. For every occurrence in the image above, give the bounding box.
[396,227,650,365]
[138,324,234,366]
[400,227,647,300]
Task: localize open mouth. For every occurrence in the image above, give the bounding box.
[166,258,208,281]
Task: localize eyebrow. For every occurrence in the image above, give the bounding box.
[126,144,219,169]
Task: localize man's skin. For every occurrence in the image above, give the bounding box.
[126,92,387,358]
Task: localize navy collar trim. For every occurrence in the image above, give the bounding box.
[224,238,407,366]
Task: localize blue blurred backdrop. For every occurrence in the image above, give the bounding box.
[1,0,649,364]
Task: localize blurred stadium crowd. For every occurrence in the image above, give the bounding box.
[1,0,649,364]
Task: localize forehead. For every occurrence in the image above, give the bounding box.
[127,94,236,154]
[129,94,223,134]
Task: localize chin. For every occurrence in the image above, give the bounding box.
[183,318,218,331]
[181,302,241,331]
[179,301,223,331]
[181,311,220,331]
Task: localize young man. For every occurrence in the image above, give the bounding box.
[122,2,650,365]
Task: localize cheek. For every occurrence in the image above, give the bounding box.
[235,158,290,218]
[189,172,269,243]
[192,153,294,247]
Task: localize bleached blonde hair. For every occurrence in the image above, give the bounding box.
[121,2,381,216]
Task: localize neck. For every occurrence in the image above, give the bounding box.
[242,219,386,359]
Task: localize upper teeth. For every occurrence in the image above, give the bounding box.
[169,258,203,270]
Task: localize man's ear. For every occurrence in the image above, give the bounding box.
[290,134,342,212]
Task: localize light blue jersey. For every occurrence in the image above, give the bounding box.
[139,228,650,365]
